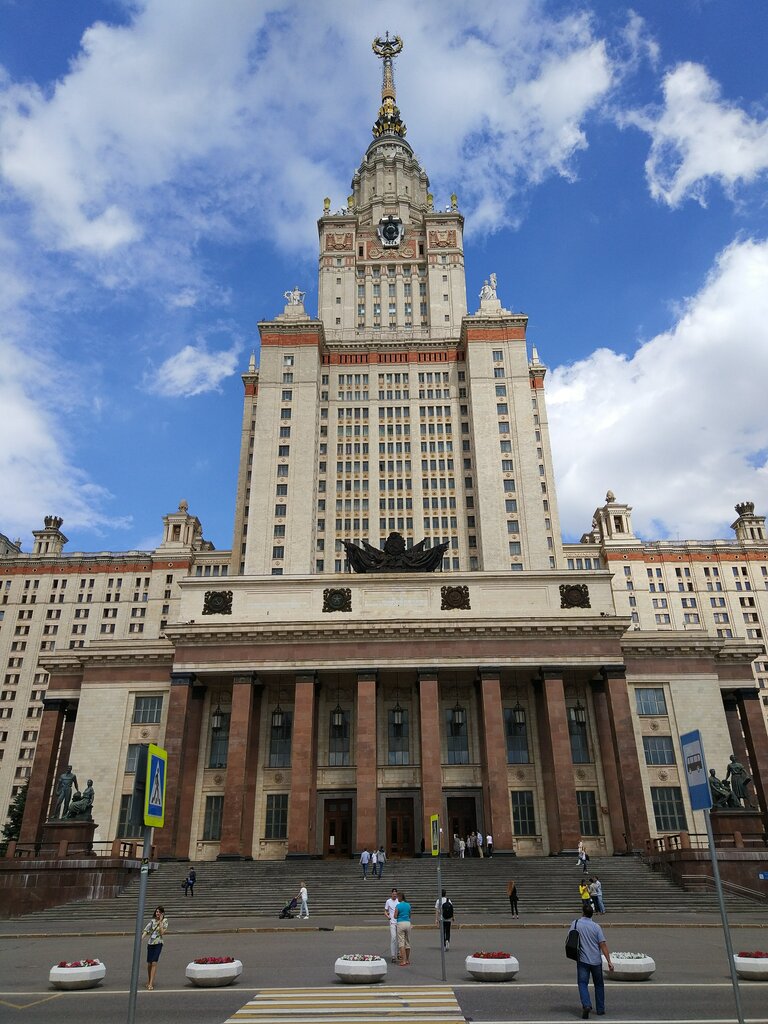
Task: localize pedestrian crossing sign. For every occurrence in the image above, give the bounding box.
[144,743,167,827]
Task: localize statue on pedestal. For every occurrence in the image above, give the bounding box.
[66,780,95,820]
[708,769,740,809]
[725,755,754,808]
[51,765,78,819]
[284,286,305,306]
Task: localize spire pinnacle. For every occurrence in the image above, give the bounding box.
[371,33,406,139]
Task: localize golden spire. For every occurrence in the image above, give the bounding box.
[371,33,406,139]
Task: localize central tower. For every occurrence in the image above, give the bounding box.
[317,34,467,339]
[239,36,564,577]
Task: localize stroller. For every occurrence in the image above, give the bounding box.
[279,897,298,919]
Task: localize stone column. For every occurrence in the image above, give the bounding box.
[355,670,378,851]
[418,669,443,849]
[219,674,261,859]
[154,672,196,859]
[477,669,513,851]
[534,668,580,852]
[601,666,647,852]
[171,682,205,859]
[18,699,68,845]
[287,672,318,857]
[735,688,768,824]
[590,678,626,854]
[722,693,751,770]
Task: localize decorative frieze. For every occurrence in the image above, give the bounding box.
[202,590,233,615]
[441,585,471,610]
[559,583,590,609]
[323,587,352,613]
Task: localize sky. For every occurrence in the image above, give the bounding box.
[1,0,768,554]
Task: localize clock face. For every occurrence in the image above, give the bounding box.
[378,215,404,248]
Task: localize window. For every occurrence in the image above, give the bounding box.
[117,794,140,838]
[643,735,676,765]
[133,695,162,724]
[504,706,529,763]
[568,706,590,763]
[203,795,224,841]
[209,712,230,768]
[328,708,350,766]
[445,708,469,764]
[511,790,536,835]
[635,688,667,716]
[265,793,289,839]
[268,710,293,768]
[651,786,687,831]
[387,707,410,765]
[124,744,142,773]
[576,791,599,836]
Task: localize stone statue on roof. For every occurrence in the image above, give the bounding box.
[284,286,305,306]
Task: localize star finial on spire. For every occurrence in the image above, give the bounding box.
[371,34,406,139]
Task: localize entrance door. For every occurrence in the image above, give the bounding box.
[447,796,477,847]
[324,799,352,858]
[386,797,414,857]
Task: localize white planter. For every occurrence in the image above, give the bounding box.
[334,957,387,984]
[465,955,519,981]
[734,955,768,980]
[185,960,243,987]
[603,955,655,981]
[49,962,106,990]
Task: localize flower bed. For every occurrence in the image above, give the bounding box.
[734,952,768,980]
[466,952,519,981]
[603,952,655,981]
[334,954,387,984]
[185,957,242,987]
[49,959,106,990]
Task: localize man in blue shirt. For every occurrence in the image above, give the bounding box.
[571,904,614,1018]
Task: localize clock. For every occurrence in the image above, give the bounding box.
[377,215,404,248]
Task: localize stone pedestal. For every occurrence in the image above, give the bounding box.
[710,809,765,847]
[40,819,97,858]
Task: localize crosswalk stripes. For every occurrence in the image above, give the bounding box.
[224,984,464,1023]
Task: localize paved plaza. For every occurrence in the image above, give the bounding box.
[1,911,767,1024]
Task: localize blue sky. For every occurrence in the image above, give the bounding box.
[1,0,767,554]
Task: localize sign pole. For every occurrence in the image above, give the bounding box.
[127,825,152,1024]
[703,807,745,1024]
[679,730,744,1024]
[430,814,447,982]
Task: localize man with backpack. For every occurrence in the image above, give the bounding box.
[435,888,455,950]
[567,903,614,1018]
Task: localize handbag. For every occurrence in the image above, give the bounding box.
[565,920,581,961]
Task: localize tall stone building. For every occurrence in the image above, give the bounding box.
[4,38,768,862]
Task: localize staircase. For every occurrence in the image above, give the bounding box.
[22,854,760,921]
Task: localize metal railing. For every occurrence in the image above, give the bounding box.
[3,839,156,861]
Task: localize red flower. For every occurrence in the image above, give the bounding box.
[737,951,768,958]
[471,951,511,959]
[192,956,235,965]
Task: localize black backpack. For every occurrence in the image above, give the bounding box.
[442,899,454,920]
[565,920,581,961]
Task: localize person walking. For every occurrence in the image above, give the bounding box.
[384,887,399,963]
[142,905,168,990]
[486,833,493,858]
[183,866,196,897]
[459,837,465,858]
[360,848,371,879]
[507,879,519,917]
[394,890,412,966]
[570,903,614,1018]
[297,880,309,919]
[371,848,378,877]
[376,846,387,877]
[477,832,484,858]
[435,888,455,950]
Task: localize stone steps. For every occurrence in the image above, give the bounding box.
[23,855,759,920]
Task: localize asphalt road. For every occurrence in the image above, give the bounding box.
[1,915,767,1024]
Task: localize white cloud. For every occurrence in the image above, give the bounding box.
[0,337,131,540]
[145,340,241,397]
[548,237,768,540]
[629,62,768,206]
[0,0,620,261]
